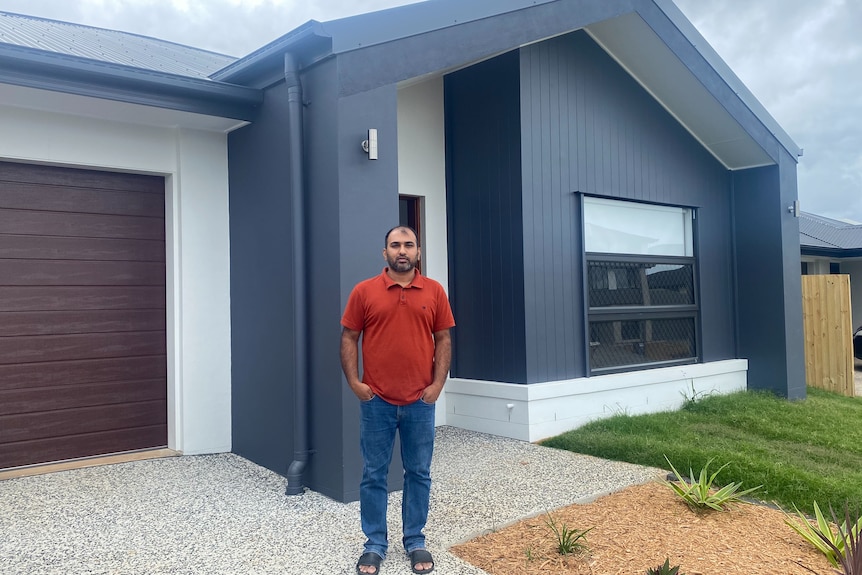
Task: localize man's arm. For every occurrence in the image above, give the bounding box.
[340,327,374,401]
[421,329,452,404]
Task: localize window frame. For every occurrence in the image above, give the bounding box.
[581,196,701,375]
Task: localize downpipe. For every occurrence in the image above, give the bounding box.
[284,51,310,495]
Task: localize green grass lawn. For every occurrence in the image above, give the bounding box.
[540,386,862,516]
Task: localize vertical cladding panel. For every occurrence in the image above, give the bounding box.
[732,156,805,399]
[521,43,584,383]
[445,50,527,383]
[303,60,352,502]
[228,83,295,478]
[733,166,785,391]
[335,83,403,501]
[520,31,735,382]
[777,150,806,399]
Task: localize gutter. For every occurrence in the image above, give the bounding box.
[0,43,262,121]
[284,51,311,495]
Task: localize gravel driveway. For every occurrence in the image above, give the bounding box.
[0,426,659,575]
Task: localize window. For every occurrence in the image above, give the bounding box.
[583,197,698,373]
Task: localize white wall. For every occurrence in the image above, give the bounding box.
[801,256,832,275]
[446,360,748,441]
[0,95,233,455]
[397,78,450,422]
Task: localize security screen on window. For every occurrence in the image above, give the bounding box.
[583,197,698,373]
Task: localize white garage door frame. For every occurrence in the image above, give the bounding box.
[0,83,243,457]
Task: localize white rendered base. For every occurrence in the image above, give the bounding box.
[444,360,748,442]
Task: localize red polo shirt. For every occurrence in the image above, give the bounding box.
[342,268,455,405]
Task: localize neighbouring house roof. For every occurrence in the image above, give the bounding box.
[0,11,236,78]
[800,212,862,257]
[0,10,260,121]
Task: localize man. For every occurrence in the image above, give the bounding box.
[341,225,455,575]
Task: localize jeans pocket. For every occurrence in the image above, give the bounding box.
[361,394,376,403]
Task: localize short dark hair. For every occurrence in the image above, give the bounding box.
[384,225,419,247]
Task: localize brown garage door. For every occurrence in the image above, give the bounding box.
[0,161,167,469]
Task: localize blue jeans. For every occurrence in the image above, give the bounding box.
[359,395,435,559]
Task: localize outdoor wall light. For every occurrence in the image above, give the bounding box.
[788,200,800,218]
[361,129,378,160]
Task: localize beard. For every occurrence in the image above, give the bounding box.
[386,254,417,273]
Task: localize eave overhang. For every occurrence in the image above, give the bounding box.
[0,42,263,121]
[588,2,802,170]
[801,247,862,259]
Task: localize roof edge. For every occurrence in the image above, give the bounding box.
[801,246,862,259]
[0,43,262,120]
[651,0,802,161]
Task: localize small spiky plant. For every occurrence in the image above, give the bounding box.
[662,455,761,512]
[817,505,862,575]
[646,558,684,575]
[793,504,862,575]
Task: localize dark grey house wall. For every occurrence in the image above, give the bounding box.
[230,57,405,503]
[302,59,352,501]
[732,151,805,399]
[445,49,528,383]
[228,82,296,476]
[304,62,405,502]
[332,82,404,502]
[777,148,805,399]
[518,31,736,382]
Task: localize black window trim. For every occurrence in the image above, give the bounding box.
[580,196,701,376]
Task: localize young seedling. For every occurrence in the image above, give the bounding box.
[544,511,592,556]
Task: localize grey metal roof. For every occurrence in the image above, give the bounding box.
[0,11,236,79]
[800,212,862,250]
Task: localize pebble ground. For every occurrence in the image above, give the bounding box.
[0,426,660,575]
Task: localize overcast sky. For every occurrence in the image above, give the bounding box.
[1,0,859,223]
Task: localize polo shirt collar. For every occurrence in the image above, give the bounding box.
[381,267,425,289]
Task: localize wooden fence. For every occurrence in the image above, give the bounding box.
[801,274,854,396]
